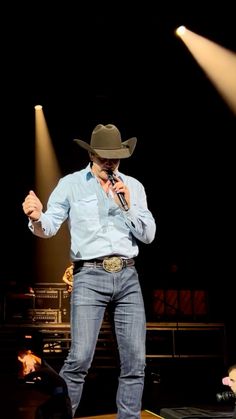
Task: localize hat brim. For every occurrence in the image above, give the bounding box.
[74,137,137,159]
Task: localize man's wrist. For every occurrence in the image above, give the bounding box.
[29,217,40,223]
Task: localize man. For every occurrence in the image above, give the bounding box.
[62,263,74,293]
[222,364,236,419]
[18,349,73,419]
[223,364,236,395]
[22,123,156,418]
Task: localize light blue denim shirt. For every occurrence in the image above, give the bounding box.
[29,164,156,261]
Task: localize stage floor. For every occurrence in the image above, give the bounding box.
[77,409,163,419]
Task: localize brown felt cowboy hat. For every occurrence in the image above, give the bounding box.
[74,124,137,159]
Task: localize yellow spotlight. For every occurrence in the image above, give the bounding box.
[176,26,236,115]
[176,26,186,37]
[34,105,43,110]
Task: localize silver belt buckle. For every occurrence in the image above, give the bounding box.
[102,257,123,273]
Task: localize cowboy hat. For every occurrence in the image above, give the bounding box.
[74,124,137,159]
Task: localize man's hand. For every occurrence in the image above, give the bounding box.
[22,190,43,221]
[110,176,130,210]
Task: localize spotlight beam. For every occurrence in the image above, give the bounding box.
[176,26,236,115]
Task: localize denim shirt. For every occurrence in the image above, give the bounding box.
[29,164,156,261]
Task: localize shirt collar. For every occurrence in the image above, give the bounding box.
[84,164,125,182]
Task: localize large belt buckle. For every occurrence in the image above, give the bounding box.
[102,257,123,273]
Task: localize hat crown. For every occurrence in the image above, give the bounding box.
[91,124,123,150]
[74,123,137,159]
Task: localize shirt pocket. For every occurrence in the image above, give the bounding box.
[72,194,99,220]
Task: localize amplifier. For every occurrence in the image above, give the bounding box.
[3,292,35,323]
[34,284,70,323]
[28,309,62,323]
[61,289,70,323]
[34,288,60,309]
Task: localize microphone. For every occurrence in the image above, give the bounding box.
[107,170,129,211]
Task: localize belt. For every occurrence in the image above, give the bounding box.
[74,256,135,273]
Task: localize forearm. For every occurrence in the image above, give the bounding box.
[123,207,156,244]
[28,213,59,238]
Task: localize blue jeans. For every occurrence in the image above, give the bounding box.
[59,265,146,418]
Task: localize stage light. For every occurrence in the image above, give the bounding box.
[34,106,70,284]
[176,26,186,37]
[175,26,236,115]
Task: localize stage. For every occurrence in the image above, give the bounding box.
[77,410,163,419]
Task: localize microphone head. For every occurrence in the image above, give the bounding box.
[106,169,113,175]
[106,169,114,180]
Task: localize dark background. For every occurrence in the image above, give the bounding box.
[1,2,236,358]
